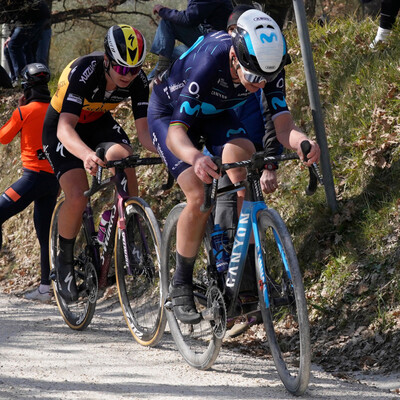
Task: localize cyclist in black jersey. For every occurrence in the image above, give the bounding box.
[149,10,320,324]
[42,24,155,303]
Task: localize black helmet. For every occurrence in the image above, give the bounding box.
[21,63,50,89]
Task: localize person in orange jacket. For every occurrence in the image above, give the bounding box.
[0,63,59,302]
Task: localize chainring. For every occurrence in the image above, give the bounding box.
[206,285,227,340]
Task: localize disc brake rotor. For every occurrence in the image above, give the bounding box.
[206,285,227,340]
[85,262,98,304]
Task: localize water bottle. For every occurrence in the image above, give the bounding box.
[211,224,230,273]
[97,209,111,245]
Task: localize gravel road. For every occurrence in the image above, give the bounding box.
[0,292,399,400]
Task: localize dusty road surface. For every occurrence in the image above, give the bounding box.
[0,292,399,400]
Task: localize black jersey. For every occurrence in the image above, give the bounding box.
[50,52,149,124]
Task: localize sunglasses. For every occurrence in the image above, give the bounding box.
[240,64,267,84]
[111,61,142,76]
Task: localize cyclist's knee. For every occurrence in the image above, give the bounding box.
[105,143,132,160]
[222,138,255,161]
[185,189,209,215]
[63,189,87,212]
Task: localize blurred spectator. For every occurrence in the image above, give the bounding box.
[233,0,292,29]
[3,33,17,82]
[370,0,400,47]
[7,0,51,84]
[0,63,59,302]
[150,0,233,77]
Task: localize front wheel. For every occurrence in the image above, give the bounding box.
[256,208,311,395]
[161,203,222,370]
[49,197,97,330]
[115,197,166,346]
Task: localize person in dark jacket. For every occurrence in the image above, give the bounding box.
[150,0,233,77]
[7,0,51,82]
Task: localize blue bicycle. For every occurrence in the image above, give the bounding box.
[161,141,321,395]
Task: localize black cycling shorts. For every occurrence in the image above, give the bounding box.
[42,107,131,180]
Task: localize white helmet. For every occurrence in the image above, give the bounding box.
[232,9,288,82]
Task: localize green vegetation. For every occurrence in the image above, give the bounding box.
[280,16,400,329]
[0,13,399,372]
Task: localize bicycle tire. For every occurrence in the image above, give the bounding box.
[161,203,222,370]
[115,197,166,346]
[256,208,311,395]
[49,197,97,330]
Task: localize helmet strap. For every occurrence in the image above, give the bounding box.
[104,59,111,76]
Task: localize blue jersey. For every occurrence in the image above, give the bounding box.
[149,31,289,179]
[151,31,289,131]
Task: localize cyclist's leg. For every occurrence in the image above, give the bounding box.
[103,142,138,196]
[56,168,89,302]
[150,111,207,323]
[222,137,255,210]
[32,173,59,286]
[0,170,39,250]
[173,168,211,323]
[90,112,137,196]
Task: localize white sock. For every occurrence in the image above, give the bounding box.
[39,284,50,294]
[374,27,391,43]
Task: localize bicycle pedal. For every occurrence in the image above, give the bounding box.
[164,300,173,311]
[49,269,56,281]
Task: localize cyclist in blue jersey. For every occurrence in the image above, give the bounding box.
[148,9,320,324]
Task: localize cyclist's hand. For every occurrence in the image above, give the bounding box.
[153,4,164,15]
[260,169,278,194]
[18,95,26,106]
[298,139,320,166]
[193,154,220,184]
[84,152,106,176]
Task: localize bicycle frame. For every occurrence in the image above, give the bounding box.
[216,175,292,317]
[81,168,134,289]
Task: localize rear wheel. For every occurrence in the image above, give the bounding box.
[49,198,97,330]
[161,203,222,370]
[256,208,311,395]
[115,197,165,346]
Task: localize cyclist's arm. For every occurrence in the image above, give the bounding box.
[157,2,217,26]
[259,90,283,157]
[273,113,320,165]
[57,112,105,174]
[166,124,219,183]
[135,117,157,154]
[0,107,24,144]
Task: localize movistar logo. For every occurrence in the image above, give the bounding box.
[271,96,287,110]
[180,101,228,116]
[227,127,246,138]
[180,102,201,116]
[260,33,278,43]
